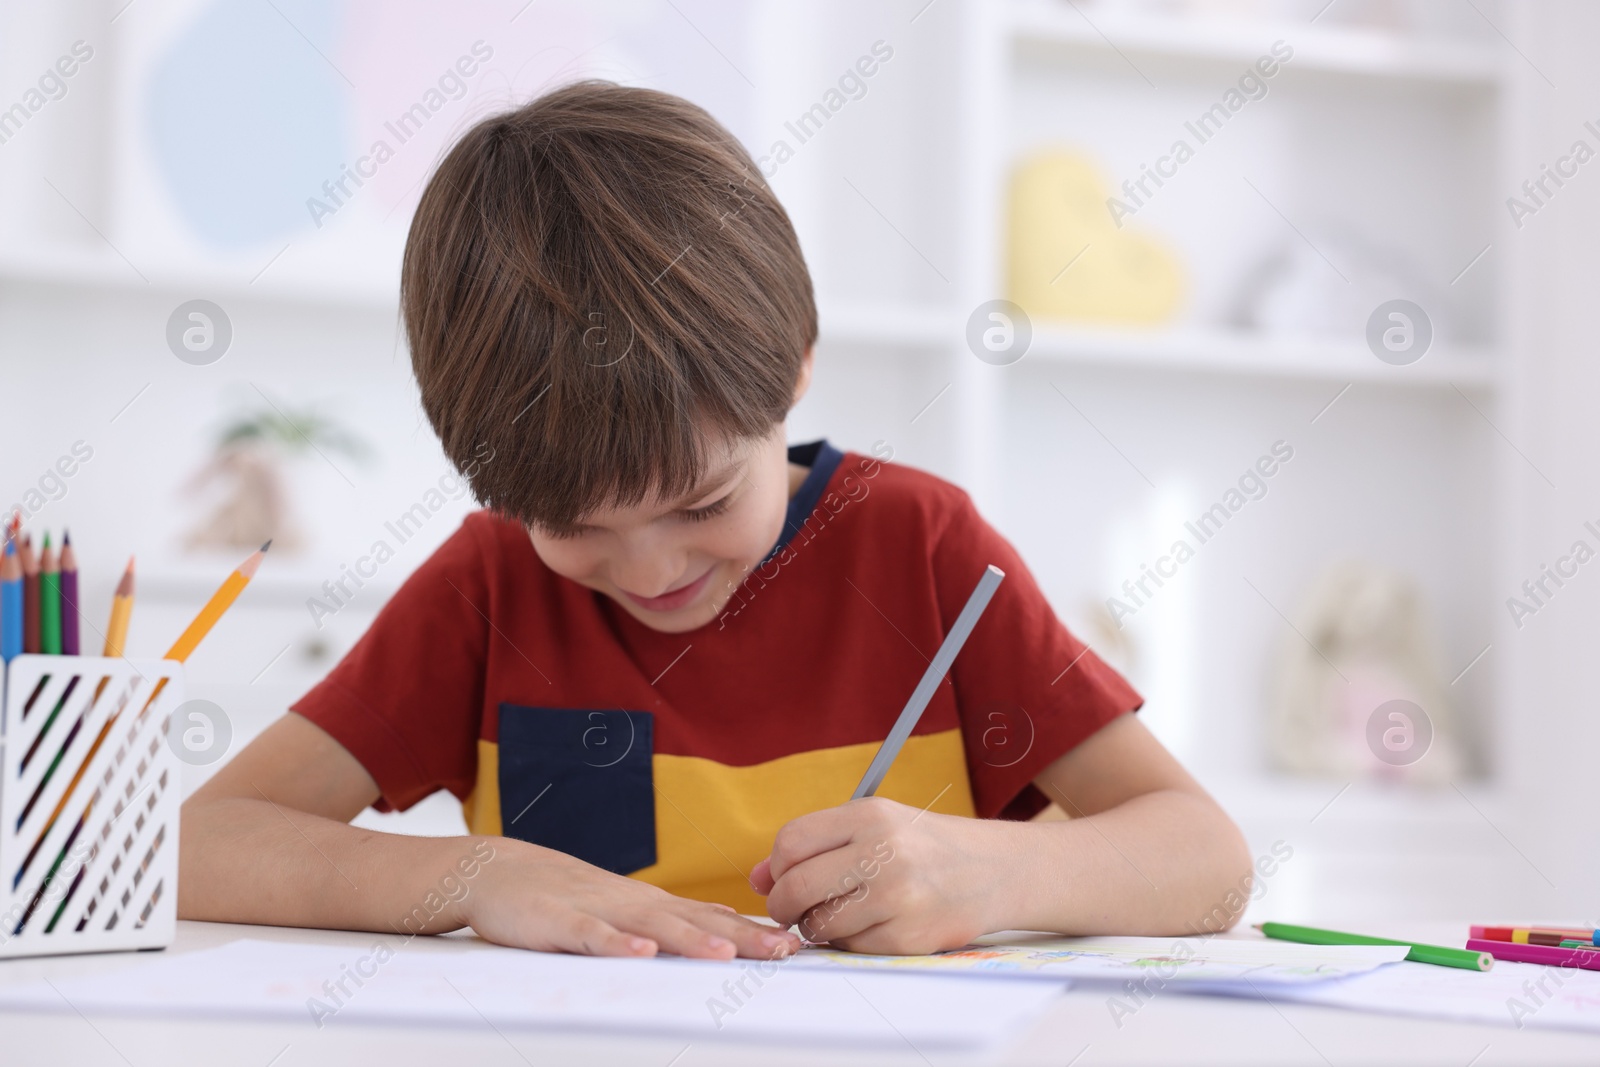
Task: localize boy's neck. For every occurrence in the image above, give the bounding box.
[787,461,809,499]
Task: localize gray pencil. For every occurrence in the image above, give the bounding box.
[851,564,1006,799]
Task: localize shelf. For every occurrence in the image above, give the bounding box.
[0,241,400,309]
[815,301,1498,390]
[1029,323,1497,389]
[1009,0,1506,88]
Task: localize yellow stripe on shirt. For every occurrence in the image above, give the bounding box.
[463,729,976,914]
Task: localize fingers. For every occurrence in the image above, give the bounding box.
[748,857,775,895]
[546,910,658,958]
[791,853,896,944]
[828,920,970,957]
[692,906,802,959]
[625,910,740,959]
[765,848,877,929]
[613,901,799,960]
[799,890,886,945]
[767,802,877,881]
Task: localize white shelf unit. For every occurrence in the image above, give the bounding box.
[1020,0,1508,908]
[819,300,1498,388]
[0,240,402,310]
[1008,0,1506,86]
[784,0,1517,919]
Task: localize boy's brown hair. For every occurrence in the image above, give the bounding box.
[402,80,817,531]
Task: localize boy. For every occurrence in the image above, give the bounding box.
[180,81,1250,961]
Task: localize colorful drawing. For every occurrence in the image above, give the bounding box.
[790,933,1408,988]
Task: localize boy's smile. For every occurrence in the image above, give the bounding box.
[619,564,718,614]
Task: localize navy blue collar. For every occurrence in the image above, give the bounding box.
[764,439,844,563]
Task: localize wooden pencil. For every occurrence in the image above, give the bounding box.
[165,540,270,661]
[1472,925,1599,946]
[58,530,79,656]
[39,533,61,654]
[852,564,1005,799]
[103,556,135,658]
[1259,922,1493,971]
[20,534,40,654]
[1468,938,1600,972]
[0,539,21,662]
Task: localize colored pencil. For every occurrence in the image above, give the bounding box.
[39,533,61,654]
[1,540,20,662]
[851,564,1005,799]
[58,531,79,656]
[20,534,40,654]
[1559,940,1600,950]
[1472,925,1599,946]
[165,540,270,661]
[1468,938,1600,972]
[103,557,134,658]
[1258,922,1493,971]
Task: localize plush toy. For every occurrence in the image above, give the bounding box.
[1268,560,1464,783]
[1008,151,1184,325]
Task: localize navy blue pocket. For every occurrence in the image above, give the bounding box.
[496,706,656,875]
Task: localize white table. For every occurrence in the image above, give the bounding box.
[1,920,1596,1066]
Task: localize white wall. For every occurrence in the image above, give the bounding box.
[1502,0,1600,920]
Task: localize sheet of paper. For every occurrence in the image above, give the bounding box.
[0,938,1065,1049]
[786,932,1409,988]
[1258,956,1600,1034]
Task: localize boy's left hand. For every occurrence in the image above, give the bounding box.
[749,796,1016,955]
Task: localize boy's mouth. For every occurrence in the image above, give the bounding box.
[620,565,716,614]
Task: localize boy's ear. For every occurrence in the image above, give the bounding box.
[792,346,815,405]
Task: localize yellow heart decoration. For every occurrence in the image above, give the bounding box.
[1008,151,1184,325]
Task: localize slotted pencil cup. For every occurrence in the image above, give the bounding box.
[0,655,183,959]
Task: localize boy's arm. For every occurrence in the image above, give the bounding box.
[754,713,1252,954]
[180,712,799,960]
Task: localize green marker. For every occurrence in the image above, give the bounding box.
[1258,922,1492,972]
[40,531,61,655]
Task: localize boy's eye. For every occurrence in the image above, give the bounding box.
[680,492,734,523]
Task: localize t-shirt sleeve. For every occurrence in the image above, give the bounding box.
[291,517,491,812]
[933,492,1143,820]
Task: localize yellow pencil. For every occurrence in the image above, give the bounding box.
[103,556,135,658]
[165,540,270,661]
[34,542,271,853]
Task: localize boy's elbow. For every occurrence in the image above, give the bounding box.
[1214,809,1255,932]
[1183,795,1254,934]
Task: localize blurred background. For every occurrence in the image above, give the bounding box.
[0,0,1593,928]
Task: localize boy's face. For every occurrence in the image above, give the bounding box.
[527,425,794,634]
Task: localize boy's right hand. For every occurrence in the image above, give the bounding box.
[458,838,801,960]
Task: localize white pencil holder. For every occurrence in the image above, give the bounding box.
[0,655,183,960]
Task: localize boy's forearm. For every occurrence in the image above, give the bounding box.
[991,790,1253,937]
[178,796,490,935]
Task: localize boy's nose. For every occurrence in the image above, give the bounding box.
[611,549,692,600]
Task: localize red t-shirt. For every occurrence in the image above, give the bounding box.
[293,442,1140,912]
